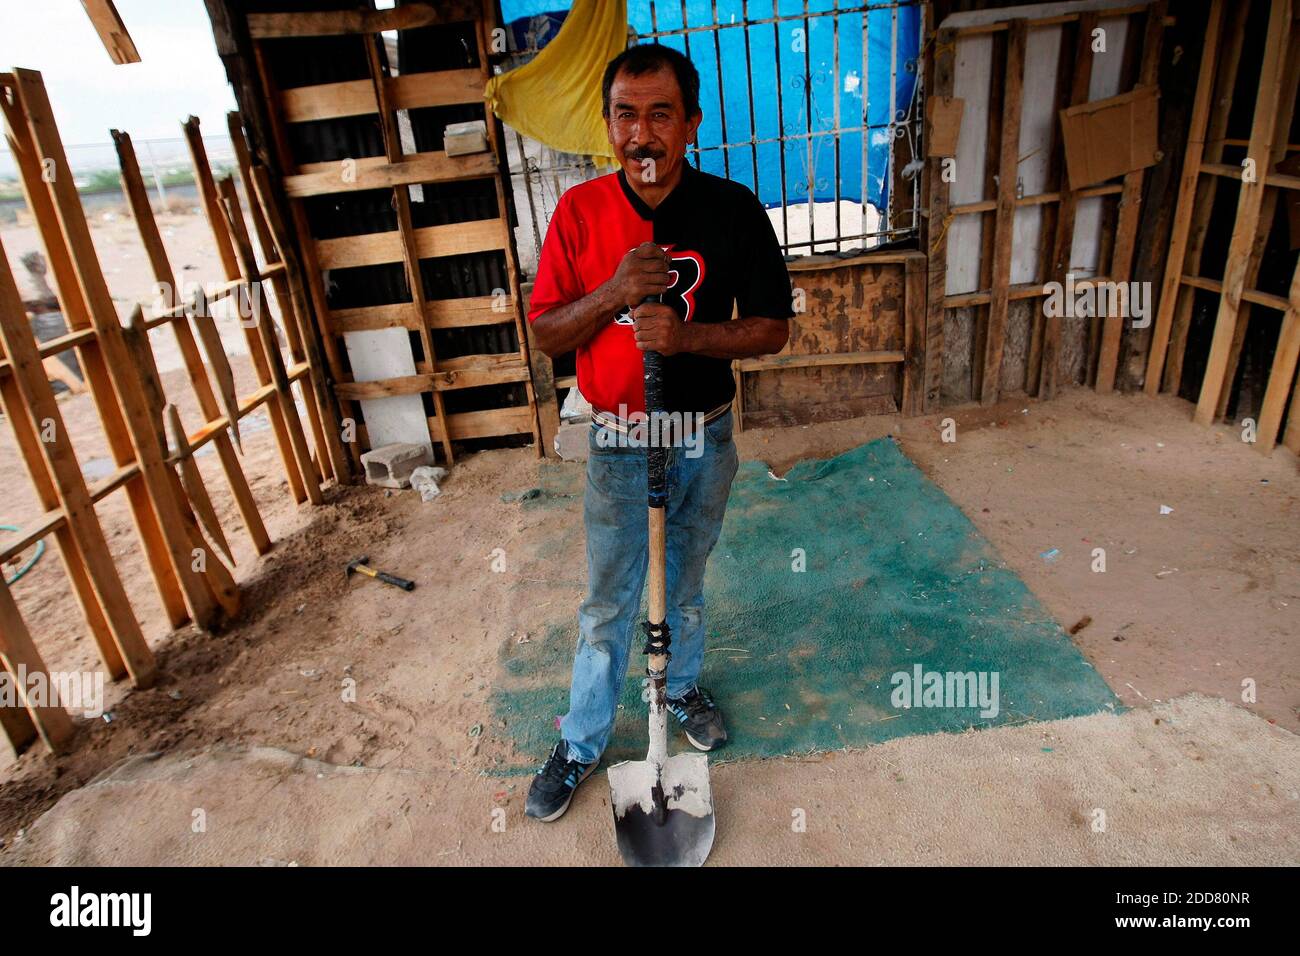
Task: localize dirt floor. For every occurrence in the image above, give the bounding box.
[1,375,1297,863]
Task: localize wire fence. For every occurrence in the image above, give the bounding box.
[0,134,236,224]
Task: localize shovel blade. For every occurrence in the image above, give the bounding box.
[608,752,715,867]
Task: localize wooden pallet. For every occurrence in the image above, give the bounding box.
[231,0,541,464]
[0,69,330,756]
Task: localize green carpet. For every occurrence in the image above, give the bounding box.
[492,438,1118,768]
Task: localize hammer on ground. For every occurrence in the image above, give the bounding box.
[345,556,415,592]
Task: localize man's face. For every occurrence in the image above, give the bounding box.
[605,64,702,186]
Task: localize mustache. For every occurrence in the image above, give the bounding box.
[626,145,664,161]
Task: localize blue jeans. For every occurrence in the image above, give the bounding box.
[560,410,740,764]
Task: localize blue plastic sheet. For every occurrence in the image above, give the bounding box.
[500,1,920,211]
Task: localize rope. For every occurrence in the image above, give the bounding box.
[1,524,46,586]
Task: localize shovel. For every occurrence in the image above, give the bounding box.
[607,318,716,867]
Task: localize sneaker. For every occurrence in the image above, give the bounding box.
[524,741,597,822]
[667,686,728,752]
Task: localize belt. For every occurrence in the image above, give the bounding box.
[590,401,732,435]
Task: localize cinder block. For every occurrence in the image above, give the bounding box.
[361,442,432,489]
[554,421,589,462]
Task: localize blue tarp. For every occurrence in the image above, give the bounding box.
[500,1,921,212]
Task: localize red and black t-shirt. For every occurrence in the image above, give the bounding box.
[527,162,794,416]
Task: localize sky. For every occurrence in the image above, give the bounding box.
[0,0,237,148]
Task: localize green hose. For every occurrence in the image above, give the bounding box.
[1,524,45,586]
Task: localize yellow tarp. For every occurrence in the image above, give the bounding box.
[484,0,627,167]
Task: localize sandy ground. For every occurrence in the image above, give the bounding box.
[1,378,1297,864]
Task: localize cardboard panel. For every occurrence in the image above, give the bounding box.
[1060,85,1159,190]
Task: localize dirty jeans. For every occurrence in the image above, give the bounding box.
[560,410,740,765]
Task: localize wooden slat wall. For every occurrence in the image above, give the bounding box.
[932,2,1172,405]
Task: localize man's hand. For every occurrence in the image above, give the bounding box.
[632,302,688,355]
[611,242,670,307]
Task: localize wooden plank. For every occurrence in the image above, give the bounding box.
[113,128,271,554]
[473,6,543,456]
[187,139,305,504]
[1144,0,1226,395]
[426,406,536,441]
[526,321,560,460]
[903,255,925,414]
[79,0,140,65]
[1180,275,1291,312]
[249,165,355,485]
[182,117,241,280]
[473,5,543,455]
[1027,19,1081,394]
[950,182,1125,216]
[1255,254,1300,453]
[246,2,480,38]
[279,70,484,124]
[166,404,234,565]
[0,581,75,754]
[1165,1,1251,394]
[285,151,498,197]
[1096,1,1167,393]
[737,350,905,373]
[330,296,517,333]
[119,309,239,619]
[922,28,957,412]
[364,35,455,465]
[0,231,157,687]
[218,177,324,505]
[1195,0,1293,425]
[952,3,1158,37]
[981,19,1027,406]
[313,220,506,270]
[1040,10,1099,400]
[1,76,188,631]
[335,374,433,401]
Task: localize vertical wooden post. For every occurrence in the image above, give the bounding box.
[362,35,456,465]
[1040,11,1098,400]
[923,28,957,413]
[902,254,926,415]
[1095,1,1166,394]
[248,164,354,484]
[981,19,1027,406]
[1144,0,1226,395]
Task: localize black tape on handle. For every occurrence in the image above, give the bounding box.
[641,294,668,509]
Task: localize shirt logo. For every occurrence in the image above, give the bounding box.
[614,247,705,325]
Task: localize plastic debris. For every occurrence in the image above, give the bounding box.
[1159,504,1174,515]
[411,465,449,502]
[1040,548,1060,562]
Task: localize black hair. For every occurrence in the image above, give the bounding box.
[601,43,701,119]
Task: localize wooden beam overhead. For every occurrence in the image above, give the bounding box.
[80,0,141,64]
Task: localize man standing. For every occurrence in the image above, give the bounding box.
[525,43,793,822]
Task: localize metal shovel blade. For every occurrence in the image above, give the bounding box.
[608,751,715,867]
